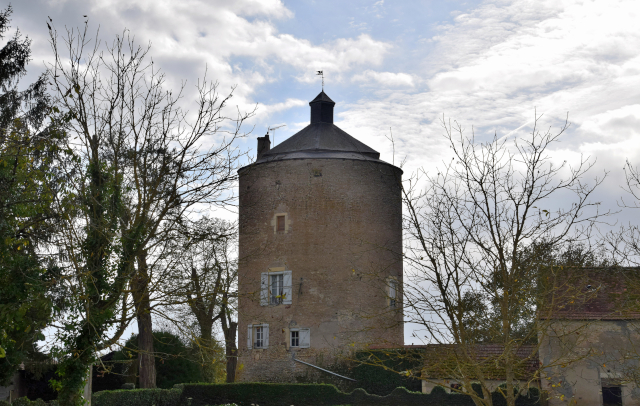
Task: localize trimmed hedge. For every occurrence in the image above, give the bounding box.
[93,388,181,406]
[180,382,542,406]
[91,382,542,406]
[181,383,347,406]
[0,398,58,406]
[0,399,47,406]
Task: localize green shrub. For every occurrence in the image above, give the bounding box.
[0,398,60,406]
[4,398,46,406]
[118,331,204,389]
[91,382,542,406]
[181,383,348,406]
[181,382,475,406]
[352,350,422,395]
[92,388,181,406]
[430,385,448,396]
[527,387,540,398]
[389,386,421,396]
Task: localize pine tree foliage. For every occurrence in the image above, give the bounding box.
[0,5,69,385]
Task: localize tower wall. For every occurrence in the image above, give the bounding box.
[237,157,403,382]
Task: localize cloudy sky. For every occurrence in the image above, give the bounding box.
[10,0,640,343]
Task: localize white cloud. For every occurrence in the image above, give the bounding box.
[255,98,307,120]
[579,105,640,152]
[339,0,640,188]
[81,0,390,89]
[352,70,415,87]
[16,0,390,122]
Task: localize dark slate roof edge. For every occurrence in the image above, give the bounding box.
[238,154,404,174]
[262,148,379,159]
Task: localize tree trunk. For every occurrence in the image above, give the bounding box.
[505,350,515,406]
[225,321,238,383]
[198,321,218,383]
[133,253,156,388]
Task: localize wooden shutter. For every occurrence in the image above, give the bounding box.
[247,325,253,349]
[283,271,292,304]
[300,328,310,348]
[277,215,285,231]
[260,272,269,306]
[263,324,269,348]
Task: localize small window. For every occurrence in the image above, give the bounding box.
[255,326,264,348]
[290,328,310,348]
[388,278,398,308]
[277,215,285,231]
[247,324,269,349]
[291,330,299,347]
[271,274,284,305]
[602,386,622,405]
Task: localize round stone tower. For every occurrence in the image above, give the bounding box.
[237,91,403,382]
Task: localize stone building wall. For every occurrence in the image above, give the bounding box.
[540,320,640,405]
[237,157,403,382]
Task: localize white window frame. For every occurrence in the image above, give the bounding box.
[270,273,284,305]
[261,269,292,306]
[247,323,269,349]
[290,328,310,348]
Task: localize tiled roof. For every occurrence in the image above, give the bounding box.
[545,267,640,320]
[369,344,539,380]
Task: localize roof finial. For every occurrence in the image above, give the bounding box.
[317,70,324,91]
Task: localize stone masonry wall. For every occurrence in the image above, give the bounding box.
[237,158,403,382]
[540,320,640,405]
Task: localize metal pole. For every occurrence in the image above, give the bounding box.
[292,353,356,382]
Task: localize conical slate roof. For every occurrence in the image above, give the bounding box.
[309,91,335,104]
[266,122,379,158]
[256,91,381,163]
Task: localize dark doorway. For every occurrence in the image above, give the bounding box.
[602,386,622,405]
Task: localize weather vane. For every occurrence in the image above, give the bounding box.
[317,70,324,91]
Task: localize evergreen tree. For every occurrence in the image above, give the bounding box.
[0,5,69,385]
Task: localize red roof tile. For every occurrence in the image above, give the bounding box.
[369,344,539,380]
[545,267,640,320]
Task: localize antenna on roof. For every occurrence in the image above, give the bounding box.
[317,70,324,91]
[269,124,286,146]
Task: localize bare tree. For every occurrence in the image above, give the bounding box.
[600,161,640,390]
[160,217,239,383]
[47,21,252,399]
[609,160,640,265]
[401,113,605,406]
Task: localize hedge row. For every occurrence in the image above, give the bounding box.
[0,398,59,406]
[92,387,181,406]
[180,383,542,406]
